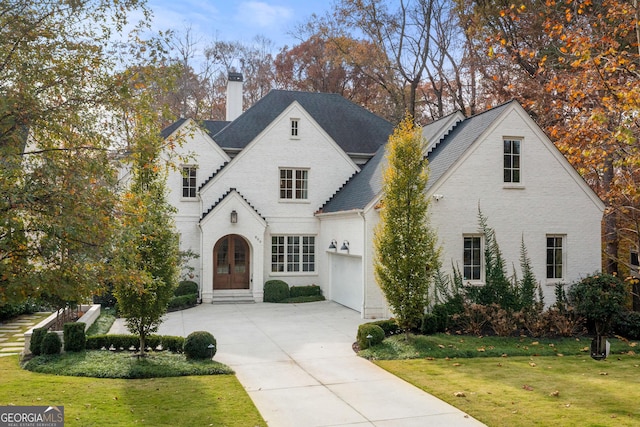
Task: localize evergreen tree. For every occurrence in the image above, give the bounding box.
[374,115,440,334]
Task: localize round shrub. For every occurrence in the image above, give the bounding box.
[30,327,48,356]
[175,280,198,297]
[63,322,86,352]
[357,323,385,350]
[263,280,289,303]
[183,331,217,360]
[40,332,62,355]
[568,273,627,335]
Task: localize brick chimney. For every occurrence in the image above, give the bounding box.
[226,72,243,121]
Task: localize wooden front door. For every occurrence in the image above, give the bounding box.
[213,235,250,290]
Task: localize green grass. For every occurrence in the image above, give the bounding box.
[23,351,234,379]
[377,355,640,426]
[362,333,640,426]
[1,355,266,427]
[359,333,638,359]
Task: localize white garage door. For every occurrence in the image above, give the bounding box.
[330,254,363,312]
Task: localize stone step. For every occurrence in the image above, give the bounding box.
[211,291,255,304]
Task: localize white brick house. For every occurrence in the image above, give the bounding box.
[163,74,604,318]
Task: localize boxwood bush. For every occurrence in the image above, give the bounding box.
[264,280,289,303]
[41,332,62,355]
[183,331,217,360]
[175,280,198,297]
[86,334,185,352]
[289,285,322,298]
[368,319,399,336]
[168,293,198,311]
[63,322,86,352]
[30,327,48,356]
[357,323,385,349]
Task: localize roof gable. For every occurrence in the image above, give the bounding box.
[320,101,516,213]
[212,90,393,154]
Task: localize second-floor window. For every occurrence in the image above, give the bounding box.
[546,235,564,280]
[504,138,521,183]
[182,166,197,198]
[280,168,308,200]
[291,119,299,137]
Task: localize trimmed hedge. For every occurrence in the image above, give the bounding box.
[264,280,289,303]
[184,331,217,360]
[30,327,48,356]
[357,323,385,349]
[86,334,185,352]
[168,293,198,312]
[289,285,322,298]
[63,322,86,352]
[41,332,62,355]
[175,281,198,297]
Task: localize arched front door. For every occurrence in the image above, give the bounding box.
[213,234,250,290]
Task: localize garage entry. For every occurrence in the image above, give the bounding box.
[329,254,363,312]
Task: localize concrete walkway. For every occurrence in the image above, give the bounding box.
[112,301,485,427]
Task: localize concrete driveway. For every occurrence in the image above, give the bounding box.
[111,301,485,426]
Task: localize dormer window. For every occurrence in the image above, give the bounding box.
[290,119,299,138]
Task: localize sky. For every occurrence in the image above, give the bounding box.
[144,0,334,51]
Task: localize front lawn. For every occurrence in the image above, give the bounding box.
[362,333,640,426]
[377,355,640,426]
[0,355,266,427]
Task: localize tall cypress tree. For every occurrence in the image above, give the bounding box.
[374,115,440,334]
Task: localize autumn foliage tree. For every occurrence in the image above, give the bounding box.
[111,75,181,354]
[0,0,150,308]
[374,116,440,333]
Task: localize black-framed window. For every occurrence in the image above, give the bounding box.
[182,166,197,198]
[546,236,564,279]
[463,236,482,281]
[280,168,308,200]
[271,235,315,272]
[503,139,521,183]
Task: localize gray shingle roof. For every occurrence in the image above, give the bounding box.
[212,90,394,154]
[321,100,515,213]
[161,118,229,139]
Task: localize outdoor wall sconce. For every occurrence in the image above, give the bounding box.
[230,210,238,224]
[328,239,337,251]
[340,240,350,252]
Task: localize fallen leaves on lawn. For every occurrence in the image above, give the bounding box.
[522,384,534,391]
[549,390,560,397]
[454,391,466,397]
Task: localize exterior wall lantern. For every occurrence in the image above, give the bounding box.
[340,240,350,253]
[230,210,238,224]
[328,239,337,251]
